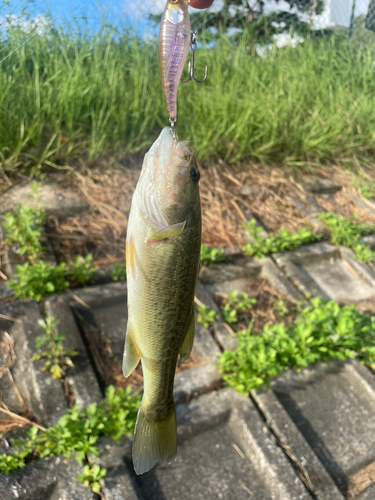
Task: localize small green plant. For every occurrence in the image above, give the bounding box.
[77,464,107,493]
[2,183,45,264]
[219,297,375,395]
[221,291,257,324]
[274,299,290,317]
[69,255,96,284]
[243,219,321,257]
[200,244,230,267]
[319,212,375,262]
[31,317,78,379]
[8,255,96,301]
[197,304,218,329]
[0,385,141,475]
[111,263,126,281]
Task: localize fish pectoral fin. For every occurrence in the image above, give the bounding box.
[148,221,186,242]
[179,310,195,363]
[122,329,141,378]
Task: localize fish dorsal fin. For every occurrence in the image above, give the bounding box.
[148,221,186,242]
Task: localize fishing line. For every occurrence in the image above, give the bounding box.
[0,31,37,65]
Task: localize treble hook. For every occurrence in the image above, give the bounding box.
[181,30,208,83]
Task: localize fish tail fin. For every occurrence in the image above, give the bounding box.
[132,401,177,475]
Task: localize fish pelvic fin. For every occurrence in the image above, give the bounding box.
[122,329,141,377]
[148,221,186,243]
[132,403,177,475]
[179,308,195,363]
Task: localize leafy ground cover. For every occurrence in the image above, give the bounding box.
[0,386,140,490]
[219,297,375,395]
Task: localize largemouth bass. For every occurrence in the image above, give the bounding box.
[159,0,191,124]
[123,127,201,475]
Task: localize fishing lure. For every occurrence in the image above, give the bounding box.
[159,0,207,127]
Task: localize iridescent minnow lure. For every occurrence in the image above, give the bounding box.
[159,0,191,127]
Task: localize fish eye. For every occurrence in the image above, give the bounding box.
[190,167,200,183]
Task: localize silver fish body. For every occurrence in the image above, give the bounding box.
[159,0,191,122]
[123,127,201,475]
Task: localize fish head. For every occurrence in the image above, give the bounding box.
[137,127,200,227]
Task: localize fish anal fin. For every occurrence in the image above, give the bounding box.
[122,328,141,377]
[179,310,195,363]
[148,221,186,243]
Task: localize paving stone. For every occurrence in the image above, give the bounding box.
[119,389,312,500]
[94,436,139,500]
[0,177,89,218]
[0,455,94,500]
[173,363,221,403]
[44,293,102,407]
[71,283,221,398]
[0,301,68,426]
[213,320,239,351]
[274,242,375,303]
[347,192,375,218]
[253,390,345,500]
[267,360,375,498]
[259,257,306,303]
[199,261,263,295]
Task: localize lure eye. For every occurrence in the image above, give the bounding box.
[190,167,200,183]
[169,0,179,3]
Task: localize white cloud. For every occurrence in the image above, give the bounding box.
[0,14,50,39]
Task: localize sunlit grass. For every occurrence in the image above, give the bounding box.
[1,20,375,172]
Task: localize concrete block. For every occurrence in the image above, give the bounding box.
[274,242,375,303]
[0,301,68,426]
[269,361,375,497]
[44,293,102,407]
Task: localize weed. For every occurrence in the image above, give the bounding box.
[68,255,96,284]
[111,263,126,281]
[2,183,45,264]
[2,21,375,169]
[200,244,230,266]
[243,219,321,257]
[274,299,291,317]
[318,212,375,262]
[219,297,375,395]
[31,317,78,379]
[8,255,96,301]
[221,291,257,324]
[0,385,141,476]
[77,465,107,493]
[197,304,218,329]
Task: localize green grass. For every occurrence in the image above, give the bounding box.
[2,18,375,171]
[219,297,375,395]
